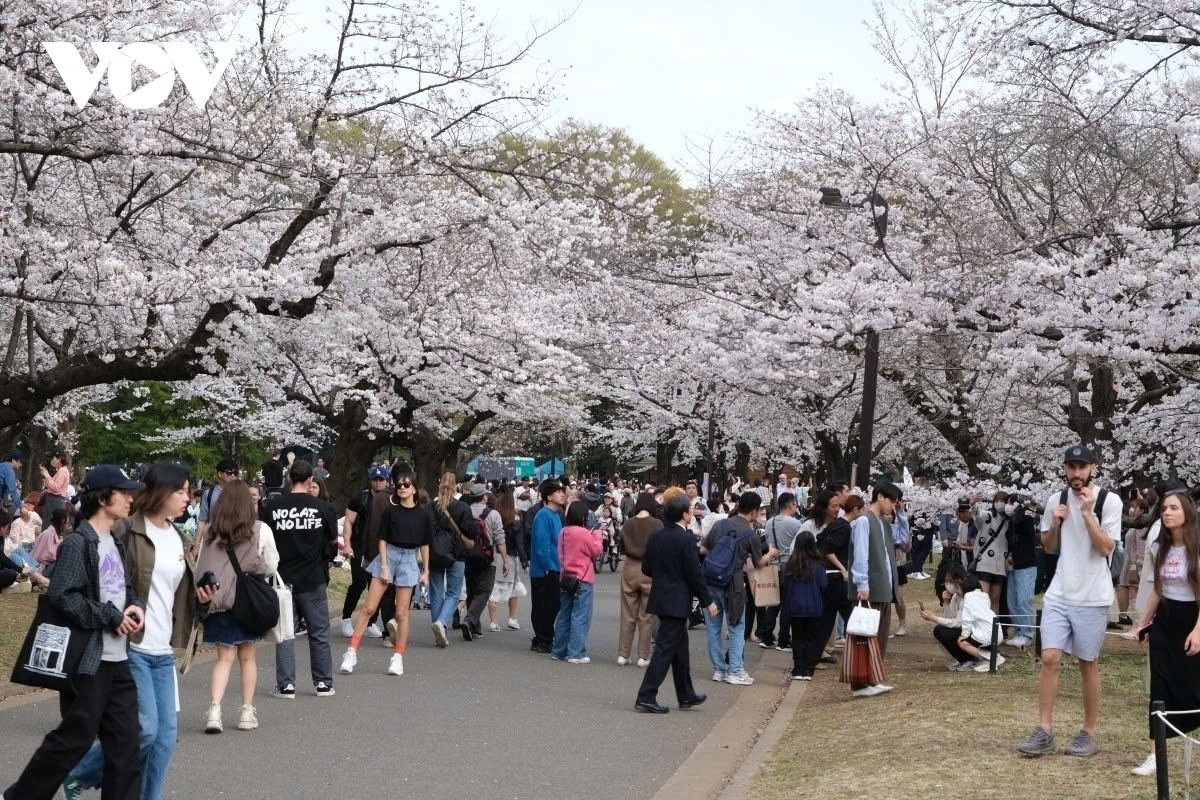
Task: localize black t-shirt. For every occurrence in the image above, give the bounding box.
[1007,513,1038,570]
[261,492,338,592]
[378,502,434,549]
[818,518,852,575]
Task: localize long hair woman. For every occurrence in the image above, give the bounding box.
[39,451,71,517]
[488,491,525,632]
[64,461,212,799]
[816,493,863,650]
[427,472,473,648]
[340,469,431,676]
[1131,489,1200,776]
[781,530,828,680]
[617,491,662,667]
[196,480,278,734]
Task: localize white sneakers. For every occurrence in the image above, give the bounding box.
[236,705,258,731]
[386,620,397,644]
[1132,754,1157,776]
[894,624,907,637]
[852,684,893,698]
[489,622,501,633]
[507,618,521,630]
[567,657,591,664]
[431,621,449,648]
[205,703,222,733]
[617,656,629,666]
[712,670,728,682]
[636,658,650,668]
[364,623,384,639]
[726,671,754,686]
[387,653,404,676]
[340,618,354,638]
[340,649,358,674]
[974,654,1006,672]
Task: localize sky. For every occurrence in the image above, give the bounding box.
[262,0,893,175]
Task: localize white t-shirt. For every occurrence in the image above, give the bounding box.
[1149,539,1196,602]
[133,520,186,656]
[1040,488,1122,607]
[97,532,128,662]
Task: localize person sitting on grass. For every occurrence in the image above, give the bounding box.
[921,566,1005,672]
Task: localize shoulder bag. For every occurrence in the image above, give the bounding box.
[227,545,280,636]
[10,595,90,691]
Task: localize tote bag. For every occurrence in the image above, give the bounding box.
[265,573,294,644]
[10,595,90,691]
[838,633,887,686]
[750,565,780,608]
[846,601,881,637]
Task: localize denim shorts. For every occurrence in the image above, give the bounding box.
[366,545,420,587]
[1041,597,1108,661]
[203,610,264,648]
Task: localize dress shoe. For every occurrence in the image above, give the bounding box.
[634,701,670,714]
[679,694,707,709]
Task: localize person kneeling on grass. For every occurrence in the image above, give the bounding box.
[922,566,1005,673]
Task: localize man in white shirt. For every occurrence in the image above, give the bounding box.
[1017,445,1121,759]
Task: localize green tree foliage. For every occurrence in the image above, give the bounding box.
[76,382,269,485]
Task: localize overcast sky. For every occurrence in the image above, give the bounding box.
[263,0,892,174]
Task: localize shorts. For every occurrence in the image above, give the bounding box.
[366,545,420,587]
[975,570,1006,585]
[203,610,264,648]
[1041,597,1108,662]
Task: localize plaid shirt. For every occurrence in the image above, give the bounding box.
[46,520,145,677]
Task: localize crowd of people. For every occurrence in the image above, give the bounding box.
[1,441,1199,798]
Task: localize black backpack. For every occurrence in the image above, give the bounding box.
[227,544,280,635]
[1055,487,1112,560]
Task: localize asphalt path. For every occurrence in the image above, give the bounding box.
[0,570,760,800]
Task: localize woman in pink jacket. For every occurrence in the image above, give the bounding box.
[551,501,605,664]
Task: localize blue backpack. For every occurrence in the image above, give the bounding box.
[702,520,751,587]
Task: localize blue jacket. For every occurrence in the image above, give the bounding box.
[529,505,563,578]
[781,560,828,618]
[0,462,20,510]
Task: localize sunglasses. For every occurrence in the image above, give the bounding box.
[397,480,413,489]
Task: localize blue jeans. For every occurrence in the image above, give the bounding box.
[429,561,466,628]
[71,650,177,800]
[703,585,746,674]
[7,546,37,571]
[1007,566,1037,638]
[551,581,594,659]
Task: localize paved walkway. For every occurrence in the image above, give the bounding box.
[0,572,760,800]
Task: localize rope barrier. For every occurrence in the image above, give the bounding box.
[1154,712,1200,747]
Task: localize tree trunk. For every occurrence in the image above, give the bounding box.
[412,432,454,497]
[326,401,380,514]
[733,442,751,481]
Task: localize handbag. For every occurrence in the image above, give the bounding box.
[10,595,90,691]
[846,601,881,637]
[559,572,581,597]
[750,565,780,608]
[265,573,294,644]
[227,546,280,636]
[838,633,887,686]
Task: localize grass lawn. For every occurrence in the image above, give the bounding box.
[0,565,355,680]
[752,616,1188,800]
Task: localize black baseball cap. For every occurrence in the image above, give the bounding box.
[81,465,144,492]
[1063,444,1096,465]
[956,497,971,511]
[6,448,24,462]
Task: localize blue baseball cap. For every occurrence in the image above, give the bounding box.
[369,466,390,481]
[81,465,144,492]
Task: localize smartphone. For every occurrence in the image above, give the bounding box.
[197,570,219,591]
[918,600,926,613]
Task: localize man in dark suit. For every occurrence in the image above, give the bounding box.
[635,494,719,714]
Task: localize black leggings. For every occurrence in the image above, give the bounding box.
[933,624,984,662]
[790,617,824,676]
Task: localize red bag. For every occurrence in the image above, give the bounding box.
[838,634,887,686]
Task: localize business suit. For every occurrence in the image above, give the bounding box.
[636,524,712,706]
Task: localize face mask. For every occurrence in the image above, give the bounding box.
[1004,504,1017,516]
[993,501,1005,513]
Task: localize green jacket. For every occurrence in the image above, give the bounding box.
[113,513,202,674]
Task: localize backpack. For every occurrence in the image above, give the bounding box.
[701,519,752,587]
[466,508,496,565]
[429,507,458,571]
[227,544,280,636]
[1053,487,1111,560]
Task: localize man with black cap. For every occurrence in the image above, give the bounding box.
[1017,444,1121,759]
[936,497,977,604]
[4,465,145,800]
[195,458,239,551]
[529,479,566,652]
[0,448,24,516]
